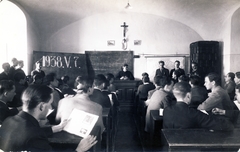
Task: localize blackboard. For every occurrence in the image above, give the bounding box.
[85,51,134,79]
[32,51,88,87]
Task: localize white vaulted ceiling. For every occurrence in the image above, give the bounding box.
[10,0,240,39]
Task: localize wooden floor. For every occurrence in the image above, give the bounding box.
[114,106,144,152]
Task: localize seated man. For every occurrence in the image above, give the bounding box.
[145,75,163,106]
[197,72,235,112]
[136,75,155,101]
[163,82,234,131]
[212,84,240,127]
[116,63,134,80]
[188,75,208,109]
[56,76,105,134]
[89,74,111,108]
[224,72,236,101]
[0,84,97,151]
[145,77,175,132]
[8,72,27,107]
[0,80,19,124]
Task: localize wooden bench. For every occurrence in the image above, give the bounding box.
[48,126,101,151]
[161,128,240,151]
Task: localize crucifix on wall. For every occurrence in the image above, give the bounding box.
[121,22,128,37]
[121,22,128,50]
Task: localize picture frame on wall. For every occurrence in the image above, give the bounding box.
[134,40,141,45]
[107,40,115,46]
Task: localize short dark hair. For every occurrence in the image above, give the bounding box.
[75,76,93,93]
[93,74,107,87]
[236,72,240,79]
[44,73,56,85]
[21,85,53,111]
[173,82,191,98]
[227,72,235,80]
[61,75,70,83]
[178,75,190,82]
[123,63,128,67]
[175,60,180,64]
[0,80,14,95]
[142,76,150,83]
[106,73,114,81]
[206,72,221,86]
[159,61,165,65]
[142,72,149,77]
[189,75,201,86]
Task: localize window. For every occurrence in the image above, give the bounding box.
[0,0,27,73]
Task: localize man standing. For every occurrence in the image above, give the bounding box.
[169,60,185,82]
[8,58,18,80]
[155,61,169,78]
[30,61,45,78]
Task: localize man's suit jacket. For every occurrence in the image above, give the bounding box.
[136,83,156,100]
[0,72,10,81]
[56,92,105,133]
[89,89,111,108]
[0,111,52,151]
[163,102,234,131]
[155,68,169,77]
[0,101,18,124]
[197,86,235,111]
[145,89,176,132]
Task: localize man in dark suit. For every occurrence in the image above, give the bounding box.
[8,58,18,80]
[0,84,97,151]
[89,74,111,108]
[163,82,234,131]
[155,60,169,78]
[0,63,11,81]
[0,80,18,124]
[169,60,185,82]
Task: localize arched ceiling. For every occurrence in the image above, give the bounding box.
[10,0,240,38]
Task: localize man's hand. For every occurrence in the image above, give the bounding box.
[51,119,68,133]
[76,135,98,152]
[212,108,226,115]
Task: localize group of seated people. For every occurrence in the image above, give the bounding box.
[0,59,120,151]
[1,57,240,151]
[135,60,240,138]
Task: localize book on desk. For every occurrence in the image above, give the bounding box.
[63,108,99,138]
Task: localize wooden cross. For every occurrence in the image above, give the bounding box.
[121,22,128,37]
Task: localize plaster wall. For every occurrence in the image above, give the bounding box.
[48,12,202,79]
[230,8,240,73]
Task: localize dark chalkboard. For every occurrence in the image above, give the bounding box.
[32,51,88,87]
[85,51,134,79]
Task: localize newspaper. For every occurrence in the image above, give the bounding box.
[63,108,99,138]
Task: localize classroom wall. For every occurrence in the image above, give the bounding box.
[45,12,203,79]
[230,7,240,73]
[16,4,240,78]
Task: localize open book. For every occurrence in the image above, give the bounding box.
[63,108,99,138]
